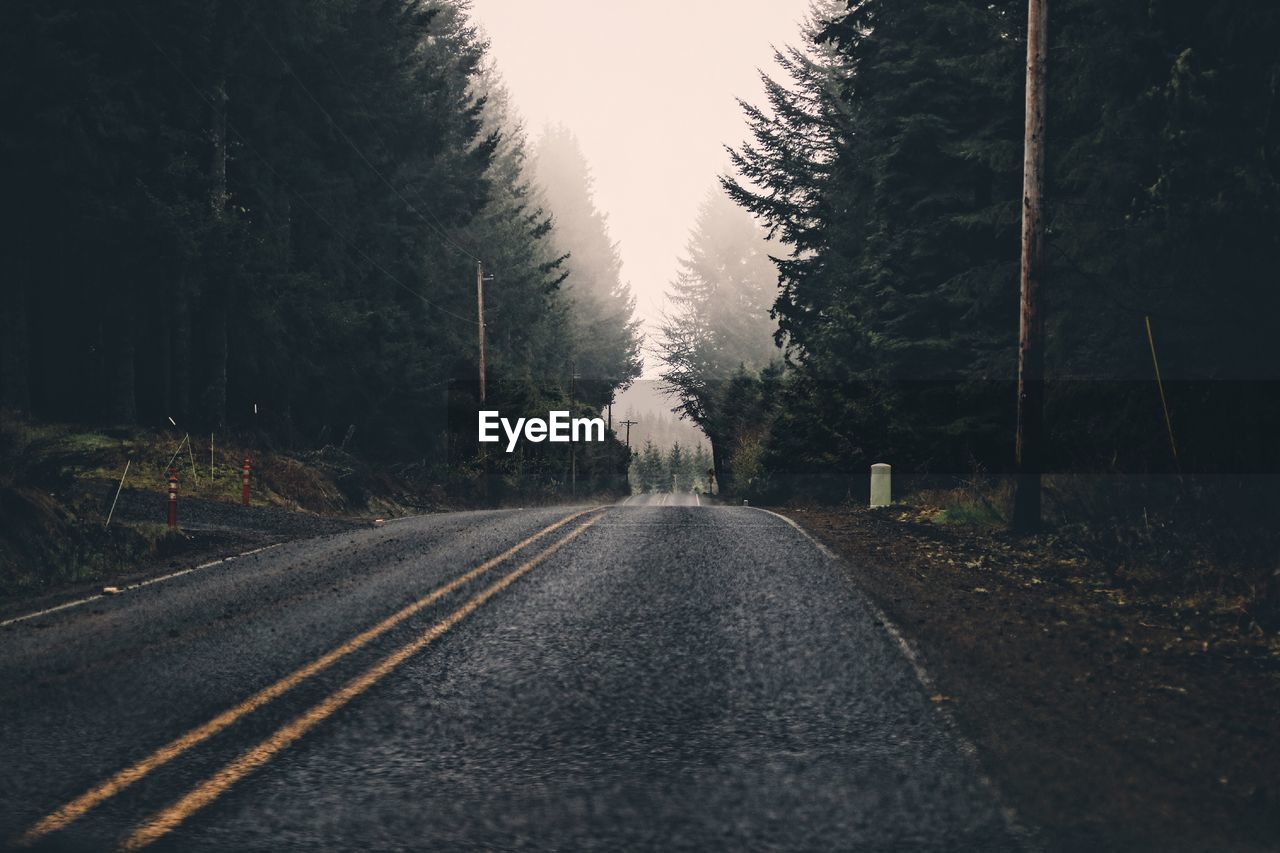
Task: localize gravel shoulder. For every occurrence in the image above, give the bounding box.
[779,505,1280,853]
[0,485,375,623]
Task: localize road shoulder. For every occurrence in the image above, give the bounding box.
[775,505,1280,853]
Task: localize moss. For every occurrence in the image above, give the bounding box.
[936,499,1007,527]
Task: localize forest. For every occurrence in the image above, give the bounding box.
[0,0,641,498]
[1,5,1276,847]
[2,0,1279,515]
[660,0,1280,513]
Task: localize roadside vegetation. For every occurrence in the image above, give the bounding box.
[628,440,714,495]
[0,412,353,597]
[0,0,640,504]
[0,409,628,600]
[0,1,643,595]
[653,0,1279,624]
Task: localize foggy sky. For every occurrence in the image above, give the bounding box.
[466,0,813,372]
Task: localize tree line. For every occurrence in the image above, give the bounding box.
[629,440,714,495]
[661,0,1280,503]
[0,0,641,496]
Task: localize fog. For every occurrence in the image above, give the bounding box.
[467,0,814,372]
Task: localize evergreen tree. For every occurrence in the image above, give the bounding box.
[635,440,667,493]
[719,0,1280,500]
[667,442,689,492]
[532,125,643,412]
[0,0,640,499]
[657,190,783,492]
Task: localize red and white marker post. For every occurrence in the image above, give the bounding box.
[167,469,178,528]
[241,457,251,506]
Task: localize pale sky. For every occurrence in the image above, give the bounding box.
[467,0,813,370]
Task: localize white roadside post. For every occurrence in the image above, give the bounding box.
[870,463,892,508]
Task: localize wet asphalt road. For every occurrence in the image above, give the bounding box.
[0,502,1022,851]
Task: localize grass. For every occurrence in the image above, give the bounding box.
[893,472,1280,631]
[2,416,351,513]
[0,412,391,599]
[912,481,1010,528]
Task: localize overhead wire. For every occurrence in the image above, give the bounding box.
[300,31,573,295]
[258,31,489,267]
[310,40,500,267]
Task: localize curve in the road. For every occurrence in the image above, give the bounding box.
[2,503,1028,851]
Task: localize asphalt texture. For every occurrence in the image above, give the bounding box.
[0,501,1024,851]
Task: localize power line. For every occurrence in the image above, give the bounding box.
[259,31,485,266]
[304,32,575,297]
[311,43,494,266]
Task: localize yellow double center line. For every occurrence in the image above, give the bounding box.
[18,509,604,849]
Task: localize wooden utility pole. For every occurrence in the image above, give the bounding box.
[569,362,578,496]
[620,418,638,452]
[1012,0,1048,533]
[476,261,487,403]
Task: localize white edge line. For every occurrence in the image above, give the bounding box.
[0,507,610,629]
[0,543,286,629]
[743,505,1041,851]
[0,594,107,628]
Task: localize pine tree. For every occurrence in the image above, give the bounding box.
[657,190,783,492]
[532,125,643,412]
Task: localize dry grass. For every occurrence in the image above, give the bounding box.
[0,412,411,598]
[900,473,1280,630]
[785,504,1280,852]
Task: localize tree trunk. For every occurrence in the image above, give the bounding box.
[200,281,229,430]
[709,434,732,496]
[173,269,192,422]
[0,277,31,413]
[201,2,232,429]
[104,321,137,424]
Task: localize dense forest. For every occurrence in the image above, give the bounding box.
[660,0,1280,505]
[2,0,1278,510]
[0,0,640,496]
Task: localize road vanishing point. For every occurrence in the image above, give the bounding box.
[1,500,1026,851]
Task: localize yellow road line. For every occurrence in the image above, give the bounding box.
[120,513,603,850]
[17,508,596,847]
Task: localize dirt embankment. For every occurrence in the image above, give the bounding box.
[0,416,620,608]
[783,504,1280,853]
[0,419,424,604]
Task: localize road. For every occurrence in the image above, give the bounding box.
[619,491,703,507]
[1,502,1024,851]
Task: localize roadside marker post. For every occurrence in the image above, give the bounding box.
[167,469,178,528]
[241,457,251,506]
[870,463,892,508]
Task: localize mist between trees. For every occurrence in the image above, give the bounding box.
[0,1,641,499]
[656,0,1280,510]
